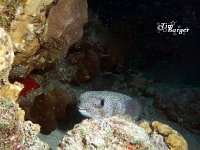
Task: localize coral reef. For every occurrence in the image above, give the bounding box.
[30,88,77,134]
[0,0,21,30]
[58,115,188,150]
[0,97,50,150]
[51,14,130,85]
[1,0,88,78]
[0,26,49,149]
[9,0,53,76]
[0,27,14,85]
[150,121,188,150]
[146,85,200,134]
[0,82,23,101]
[44,0,88,41]
[58,116,155,150]
[52,47,100,84]
[58,116,188,150]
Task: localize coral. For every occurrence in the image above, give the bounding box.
[0,21,49,149]
[73,67,90,83]
[84,15,129,73]
[152,121,178,136]
[0,27,14,85]
[151,121,188,150]
[22,121,50,150]
[44,0,88,41]
[10,0,53,58]
[147,84,200,134]
[0,97,24,149]
[17,76,40,97]
[166,134,188,150]
[54,59,77,83]
[54,48,100,84]
[0,82,23,101]
[0,0,21,30]
[83,50,100,78]
[139,120,152,134]
[0,97,50,150]
[71,50,100,84]
[30,88,77,134]
[139,120,188,150]
[8,0,88,78]
[58,116,159,150]
[150,132,169,150]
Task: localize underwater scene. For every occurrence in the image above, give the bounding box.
[0,0,200,149]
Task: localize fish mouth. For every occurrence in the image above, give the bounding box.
[77,107,86,110]
[77,107,96,118]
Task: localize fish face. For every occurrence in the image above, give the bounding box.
[78,95,109,118]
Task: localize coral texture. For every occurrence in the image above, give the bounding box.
[58,116,188,150]
[0,97,50,150]
[0,26,49,149]
[4,0,88,78]
[30,88,77,134]
[0,82,23,101]
[44,0,87,41]
[58,116,155,150]
[151,121,188,150]
[0,27,14,85]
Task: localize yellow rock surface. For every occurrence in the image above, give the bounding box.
[166,133,188,150]
[0,82,23,101]
[152,121,177,135]
[139,120,152,134]
[10,0,53,65]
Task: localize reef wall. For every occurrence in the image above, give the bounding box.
[0,0,88,148]
[0,0,88,78]
[0,27,50,149]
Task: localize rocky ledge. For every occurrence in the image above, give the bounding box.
[58,116,188,150]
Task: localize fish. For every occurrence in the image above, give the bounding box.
[78,91,142,120]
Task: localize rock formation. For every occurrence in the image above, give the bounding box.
[0,27,14,85]
[0,27,50,149]
[58,115,188,150]
[30,88,77,134]
[146,84,200,135]
[0,97,50,150]
[0,0,88,78]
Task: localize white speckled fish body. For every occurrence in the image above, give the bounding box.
[78,91,142,120]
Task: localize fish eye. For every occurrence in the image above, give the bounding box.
[100,99,104,107]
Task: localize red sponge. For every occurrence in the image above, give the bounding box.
[18,76,40,97]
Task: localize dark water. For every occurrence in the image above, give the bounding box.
[88,0,200,86]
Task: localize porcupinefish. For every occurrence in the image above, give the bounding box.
[78,91,142,120]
